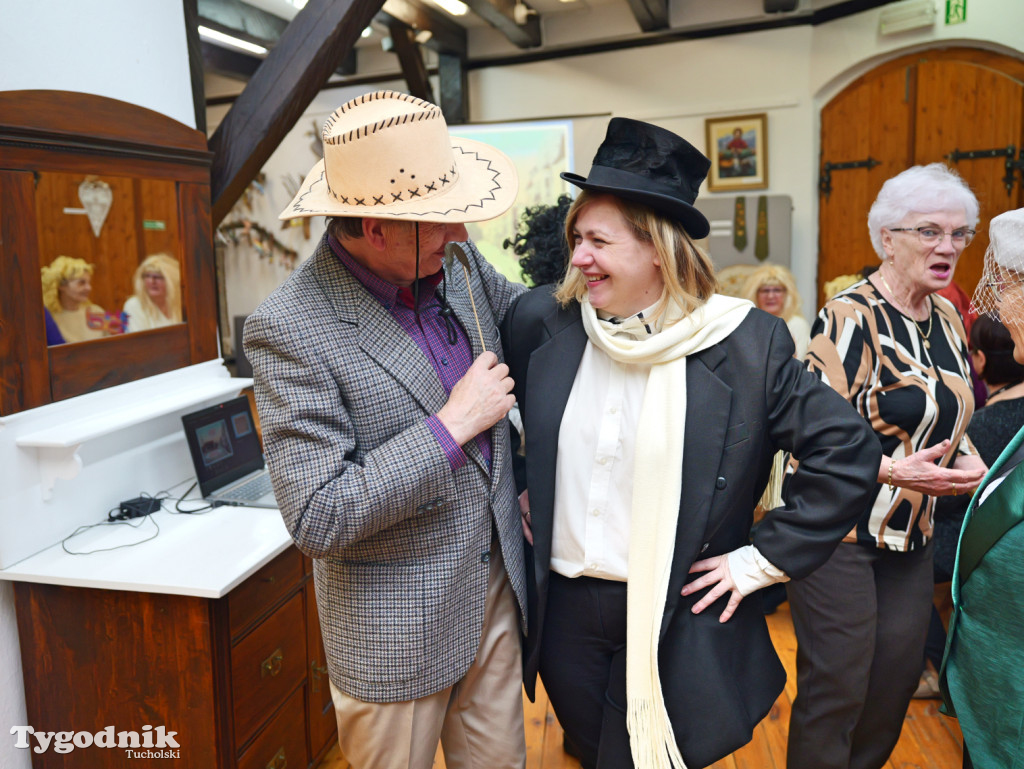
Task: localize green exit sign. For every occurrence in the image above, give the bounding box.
[946,0,966,24]
[142,220,166,231]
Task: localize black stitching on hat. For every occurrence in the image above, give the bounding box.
[440,175,449,186]
[373,195,385,205]
[354,197,365,206]
[392,192,403,202]
[408,188,420,198]
[425,182,436,192]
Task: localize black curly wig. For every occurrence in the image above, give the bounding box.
[503,194,574,287]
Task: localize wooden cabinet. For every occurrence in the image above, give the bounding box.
[13,548,336,768]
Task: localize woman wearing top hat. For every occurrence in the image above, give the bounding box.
[500,118,882,769]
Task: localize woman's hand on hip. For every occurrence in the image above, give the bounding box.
[518,489,533,546]
[682,555,743,623]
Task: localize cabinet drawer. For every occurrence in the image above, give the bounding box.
[237,685,309,769]
[230,548,304,638]
[232,591,307,748]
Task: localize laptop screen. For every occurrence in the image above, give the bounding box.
[181,395,265,497]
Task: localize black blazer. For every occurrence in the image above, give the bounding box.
[501,287,881,767]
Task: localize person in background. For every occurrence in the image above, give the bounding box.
[123,253,182,332]
[40,255,107,343]
[741,263,811,359]
[919,313,1024,698]
[44,307,66,346]
[941,206,1024,769]
[504,193,573,287]
[244,91,527,769]
[787,163,988,769]
[502,117,881,769]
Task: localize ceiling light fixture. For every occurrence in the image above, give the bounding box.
[426,0,469,17]
[198,25,268,55]
[361,26,373,38]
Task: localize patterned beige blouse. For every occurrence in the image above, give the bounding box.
[805,279,976,552]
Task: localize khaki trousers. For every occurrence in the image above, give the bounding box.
[330,545,525,769]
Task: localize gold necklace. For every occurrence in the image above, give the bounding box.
[878,270,933,348]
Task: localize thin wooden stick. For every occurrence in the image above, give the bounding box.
[445,243,487,352]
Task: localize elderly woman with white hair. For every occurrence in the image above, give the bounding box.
[941,206,1024,769]
[786,163,989,769]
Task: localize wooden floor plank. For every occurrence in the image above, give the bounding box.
[319,603,963,769]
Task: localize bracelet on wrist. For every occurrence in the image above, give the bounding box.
[887,459,896,492]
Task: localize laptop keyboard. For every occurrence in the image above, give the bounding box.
[230,473,274,501]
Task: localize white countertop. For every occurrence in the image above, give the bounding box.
[0,498,293,599]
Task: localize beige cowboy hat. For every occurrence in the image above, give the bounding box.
[280,90,518,224]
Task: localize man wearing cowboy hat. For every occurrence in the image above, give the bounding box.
[244,90,527,769]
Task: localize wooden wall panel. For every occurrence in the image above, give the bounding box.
[34,171,139,314]
[914,59,1024,299]
[818,66,913,306]
[48,325,191,401]
[137,178,183,265]
[0,170,50,413]
[181,181,220,363]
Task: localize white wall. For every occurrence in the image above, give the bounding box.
[0,3,193,766]
[0,0,196,128]
[468,4,1024,319]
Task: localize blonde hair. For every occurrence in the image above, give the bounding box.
[741,264,803,322]
[132,253,182,322]
[41,255,94,315]
[553,191,717,323]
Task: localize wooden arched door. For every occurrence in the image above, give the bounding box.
[818,48,1024,308]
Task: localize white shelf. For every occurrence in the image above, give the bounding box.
[17,377,253,449]
[14,370,253,500]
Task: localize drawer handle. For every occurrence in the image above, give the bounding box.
[263,575,277,584]
[261,649,284,678]
[266,747,287,769]
[310,661,329,693]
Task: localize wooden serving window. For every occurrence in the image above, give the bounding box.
[0,90,219,415]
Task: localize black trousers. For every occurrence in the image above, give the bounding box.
[539,571,635,769]
[785,540,934,769]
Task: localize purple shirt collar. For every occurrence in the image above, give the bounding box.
[328,234,442,310]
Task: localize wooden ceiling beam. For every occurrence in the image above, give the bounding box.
[208,0,385,224]
[624,0,668,32]
[384,19,435,103]
[197,0,288,41]
[380,0,467,55]
[461,0,541,49]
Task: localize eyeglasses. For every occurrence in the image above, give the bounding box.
[757,286,786,295]
[887,226,976,248]
[984,278,1009,302]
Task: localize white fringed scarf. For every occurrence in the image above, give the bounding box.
[580,293,753,769]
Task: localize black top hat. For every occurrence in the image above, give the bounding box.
[561,118,711,239]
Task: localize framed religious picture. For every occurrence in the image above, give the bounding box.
[705,113,769,192]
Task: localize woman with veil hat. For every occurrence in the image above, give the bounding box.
[941,206,1024,769]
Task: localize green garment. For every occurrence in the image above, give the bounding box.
[941,426,1024,766]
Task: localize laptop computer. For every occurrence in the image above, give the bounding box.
[181,395,278,508]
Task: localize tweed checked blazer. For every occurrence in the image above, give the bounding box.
[244,234,527,703]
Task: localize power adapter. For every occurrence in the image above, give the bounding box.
[116,496,162,520]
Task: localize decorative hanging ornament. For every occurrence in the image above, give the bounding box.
[78,177,113,238]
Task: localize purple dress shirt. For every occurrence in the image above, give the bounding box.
[328,236,491,472]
